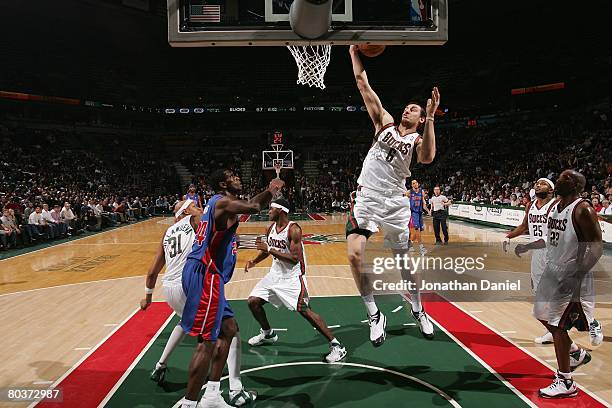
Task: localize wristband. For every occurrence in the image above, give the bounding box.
[426,116,435,121]
[145,287,154,295]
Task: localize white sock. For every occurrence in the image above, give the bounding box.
[181,398,197,408]
[227,333,243,392]
[409,291,422,313]
[558,371,572,380]
[159,324,185,365]
[570,342,579,352]
[361,294,378,316]
[263,329,272,336]
[204,381,220,397]
[330,337,340,346]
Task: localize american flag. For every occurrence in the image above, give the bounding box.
[190,4,221,22]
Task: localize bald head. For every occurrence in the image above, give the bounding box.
[556,169,586,198]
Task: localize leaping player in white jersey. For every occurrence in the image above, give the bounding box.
[244,198,347,363]
[140,199,257,407]
[533,170,603,399]
[346,45,440,346]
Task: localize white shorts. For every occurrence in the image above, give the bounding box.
[163,281,187,317]
[249,272,310,312]
[348,187,411,249]
[530,248,547,292]
[533,263,594,330]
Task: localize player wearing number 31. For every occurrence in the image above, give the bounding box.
[345,45,440,347]
[140,199,202,384]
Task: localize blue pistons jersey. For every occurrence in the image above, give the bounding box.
[409,188,423,213]
[186,194,238,283]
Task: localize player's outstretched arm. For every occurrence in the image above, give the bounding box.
[507,202,530,240]
[220,179,285,216]
[349,45,393,133]
[141,240,165,310]
[245,248,270,273]
[417,87,440,164]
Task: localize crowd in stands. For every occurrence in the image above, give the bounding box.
[0,128,180,251]
[178,111,611,215]
[2,107,610,251]
[414,113,612,214]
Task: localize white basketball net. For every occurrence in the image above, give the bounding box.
[287,44,332,90]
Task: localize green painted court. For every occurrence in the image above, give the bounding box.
[105,296,526,407]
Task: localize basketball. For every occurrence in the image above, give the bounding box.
[358,44,386,58]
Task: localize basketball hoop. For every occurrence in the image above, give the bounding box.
[272,159,284,179]
[287,44,331,90]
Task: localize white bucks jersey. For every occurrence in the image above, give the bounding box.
[267,221,306,278]
[546,198,583,267]
[162,215,195,283]
[527,199,556,242]
[357,124,421,194]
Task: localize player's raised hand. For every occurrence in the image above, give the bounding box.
[426,87,441,118]
[244,260,256,273]
[268,178,285,194]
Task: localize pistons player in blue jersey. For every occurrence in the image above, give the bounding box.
[408,179,428,255]
[180,169,283,408]
[184,184,203,209]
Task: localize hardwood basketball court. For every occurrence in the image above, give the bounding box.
[1,214,610,407]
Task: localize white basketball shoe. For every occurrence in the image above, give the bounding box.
[539,372,578,399]
[589,320,603,347]
[248,329,278,347]
[368,311,387,347]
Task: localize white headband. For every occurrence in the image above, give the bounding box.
[536,178,555,190]
[175,199,194,219]
[271,202,289,213]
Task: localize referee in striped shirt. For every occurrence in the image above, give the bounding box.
[428,186,452,245]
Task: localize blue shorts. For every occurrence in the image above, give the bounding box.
[181,259,234,341]
[410,212,424,231]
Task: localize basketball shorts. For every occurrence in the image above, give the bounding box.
[346,187,411,249]
[163,280,187,317]
[181,259,234,341]
[249,272,310,312]
[533,262,594,331]
[529,247,547,293]
[409,211,424,231]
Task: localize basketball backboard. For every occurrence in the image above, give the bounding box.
[263,144,294,170]
[167,0,447,47]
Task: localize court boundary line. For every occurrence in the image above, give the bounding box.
[29,294,608,407]
[0,275,144,298]
[449,300,611,407]
[0,270,356,298]
[170,361,461,408]
[423,294,608,407]
[422,302,536,407]
[27,307,142,408]
[0,218,159,262]
[97,311,177,407]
